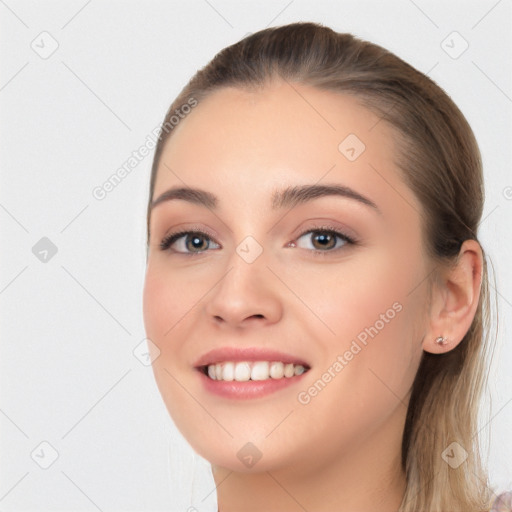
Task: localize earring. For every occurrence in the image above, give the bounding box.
[435,336,448,346]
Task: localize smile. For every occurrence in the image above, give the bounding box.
[203,361,309,381]
[194,347,311,399]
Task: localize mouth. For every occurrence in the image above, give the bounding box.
[198,361,311,382]
[193,347,311,399]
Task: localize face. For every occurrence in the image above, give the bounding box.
[143,82,430,476]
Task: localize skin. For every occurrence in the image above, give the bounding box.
[142,81,483,512]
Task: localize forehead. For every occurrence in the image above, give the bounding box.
[158,82,386,170]
[153,82,419,218]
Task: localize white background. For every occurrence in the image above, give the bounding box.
[1,1,511,511]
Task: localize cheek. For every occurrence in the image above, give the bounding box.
[142,264,190,374]
[142,261,201,344]
[142,268,169,342]
[294,247,425,398]
[142,265,195,426]
[291,288,422,459]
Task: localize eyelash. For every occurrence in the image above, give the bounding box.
[159,225,357,256]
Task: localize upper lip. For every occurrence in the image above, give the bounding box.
[193,347,311,368]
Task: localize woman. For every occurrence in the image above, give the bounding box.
[142,22,509,511]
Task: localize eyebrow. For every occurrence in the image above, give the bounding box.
[150,183,381,214]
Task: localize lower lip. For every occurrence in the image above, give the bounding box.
[196,368,309,399]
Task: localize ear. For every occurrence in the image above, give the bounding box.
[423,239,483,354]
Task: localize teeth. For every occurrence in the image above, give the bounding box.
[284,363,295,378]
[234,362,251,381]
[269,361,284,379]
[251,361,269,381]
[294,365,305,376]
[222,362,234,381]
[205,361,308,381]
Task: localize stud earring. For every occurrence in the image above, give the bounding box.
[435,336,448,346]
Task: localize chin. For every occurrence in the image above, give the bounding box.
[183,430,293,473]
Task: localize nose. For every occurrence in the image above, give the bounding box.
[204,252,283,329]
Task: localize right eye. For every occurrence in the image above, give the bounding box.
[159,230,221,255]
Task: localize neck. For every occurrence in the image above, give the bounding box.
[213,406,407,512]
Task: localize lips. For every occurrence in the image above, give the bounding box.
[192,347,312,399]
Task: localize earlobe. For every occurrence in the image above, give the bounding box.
[422,240,483,354]
[434,336,449,346]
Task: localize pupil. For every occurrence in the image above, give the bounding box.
[187,235,207,251]
[314,232,334,249]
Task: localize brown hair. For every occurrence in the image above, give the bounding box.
[147,22,497,511]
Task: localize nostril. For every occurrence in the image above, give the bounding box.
[211,314,265,324]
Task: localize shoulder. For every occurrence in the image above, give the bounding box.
[491,492,512,512]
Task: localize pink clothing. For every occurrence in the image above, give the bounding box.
[491,492,512,512]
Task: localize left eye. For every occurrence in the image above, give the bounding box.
[293,229,354,252]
